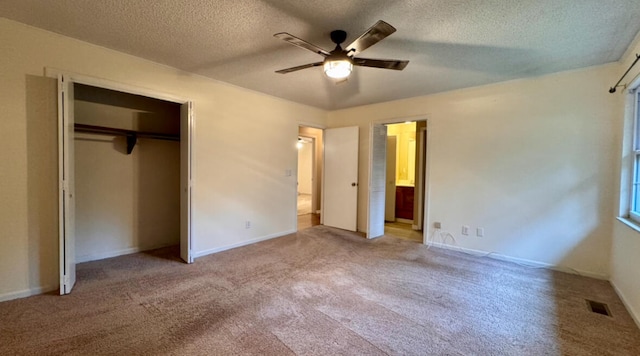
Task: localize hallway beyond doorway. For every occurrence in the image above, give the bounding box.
[298,213,320,230]
[297,193,312,215]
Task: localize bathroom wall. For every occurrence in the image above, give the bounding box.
[387,122,417,186]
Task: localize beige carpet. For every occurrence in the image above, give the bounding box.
[1,226,639,355]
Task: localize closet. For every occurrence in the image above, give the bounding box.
[73,83,181,263]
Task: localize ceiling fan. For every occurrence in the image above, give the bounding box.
[274,20,409,80]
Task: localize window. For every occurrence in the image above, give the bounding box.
[629,89,640,223]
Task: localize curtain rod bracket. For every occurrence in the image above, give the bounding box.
[126,133,137,154]
[609,53,640,94]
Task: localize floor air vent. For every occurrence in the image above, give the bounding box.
[586,299,611,317]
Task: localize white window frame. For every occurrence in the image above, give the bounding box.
[630,88,640,223]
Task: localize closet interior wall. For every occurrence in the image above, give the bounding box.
[74,84,181,263]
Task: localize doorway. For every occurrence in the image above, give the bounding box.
[73,83,182,263]
[55,72,194,295]
[297,126,322,230]
[368,119,428,242]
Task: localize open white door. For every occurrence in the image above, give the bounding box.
[58,75,76,294]
[385,136,397,222]
[367,124,387,238]
[323,126,359,231]
[180,102,193,263]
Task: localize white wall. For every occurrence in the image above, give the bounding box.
[328,63,620,278]
[0,18,326,301]
[611,222,640,325]
[611,36,640,327]
[297,142,313,195]
[75,134,180,262]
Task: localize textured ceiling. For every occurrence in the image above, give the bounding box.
[2,0,640,110]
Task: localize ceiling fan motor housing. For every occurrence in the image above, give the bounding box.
[330,30,348,46]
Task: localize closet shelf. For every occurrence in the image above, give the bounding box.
[74,123,179,154]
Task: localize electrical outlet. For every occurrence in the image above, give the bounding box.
[476,227,484,237]
[434,222,442,229]
[462,225,469,235]
[245,221,251,229]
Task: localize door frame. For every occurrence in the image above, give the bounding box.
[413,125,428,230]
[367,116,431,242]
[47,68,195,293]
[384,135,397,222]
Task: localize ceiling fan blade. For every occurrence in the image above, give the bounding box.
[346,20,396,56]
[274,33,330,57]
[352,58,409,70]
[275,62,323,74]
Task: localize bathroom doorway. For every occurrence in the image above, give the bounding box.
[368,119,428,242]
[384,121,425,242]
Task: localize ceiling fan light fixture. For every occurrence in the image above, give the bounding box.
[324,59,352,79]
[274,21,408,79]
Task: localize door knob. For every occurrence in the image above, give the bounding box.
[351,182,357,187]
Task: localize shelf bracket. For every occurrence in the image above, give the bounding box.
[126,133,137,154]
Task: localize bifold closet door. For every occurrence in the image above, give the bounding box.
[368,124,387,239]
[58,74,76,294]
[180,102,193,263]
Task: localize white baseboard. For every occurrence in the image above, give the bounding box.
[193,230,295,259]
[76,242,178,263]
[611,280,640,330]
[427,242,609,280]
[0,285,57,303]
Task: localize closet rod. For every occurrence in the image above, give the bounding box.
[74,124,179,141]
[74,123,179,154]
